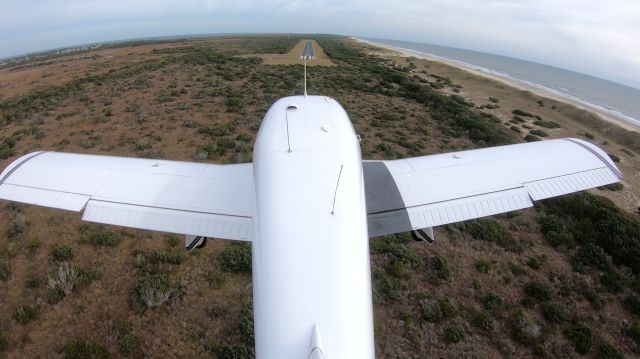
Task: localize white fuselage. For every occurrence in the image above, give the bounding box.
[252,96,375,358]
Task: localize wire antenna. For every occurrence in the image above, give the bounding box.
[331,165,344,215]
[286,105,296,153]
[304,58,307,96]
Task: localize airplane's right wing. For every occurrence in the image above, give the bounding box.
[364,138,622,237]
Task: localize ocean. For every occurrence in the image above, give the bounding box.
[361,37,640,128]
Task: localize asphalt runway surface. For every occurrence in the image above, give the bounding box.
[300,40,315,60]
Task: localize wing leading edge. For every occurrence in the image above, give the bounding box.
[364,138,623,237]
[0,152,254,241]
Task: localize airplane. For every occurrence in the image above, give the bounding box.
[0,59,623,359]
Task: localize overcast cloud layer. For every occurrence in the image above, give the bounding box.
[1,0,639,88]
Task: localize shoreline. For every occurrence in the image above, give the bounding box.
[352,37,640,133]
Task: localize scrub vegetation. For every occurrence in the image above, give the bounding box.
[0,34,638,358]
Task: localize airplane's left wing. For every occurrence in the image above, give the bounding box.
[0,152,253,241]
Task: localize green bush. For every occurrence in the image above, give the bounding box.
[165,234,180,247]
[7,214,29,238]
[524,134,541,142]
[524,282,552,303]
[131,274,182,311]
[564,322,592,354]
[513,109,534,117]
[541,193,640,275]
[153,249,184,265]
[220,243,252,273]
[601,182,624,191]
[51,245,74,262]
[119,334,141,357]
[484,292,504,310]
[472,311,495,332]
[87,229,121,247]
[0,257,10,281]
[439,297,460,319]
[624,293,640,316]
[432,255,451,280]
[48,287,65,305]
[511,310,541,346]
[529,129,548,137]
[597,344,625,359]
[225,97,244,112]
[455,218,521,252]
[541,303,565,323]
[25,275,40,289]
[239,302,255,344]
[526,256,542,270]
[14,304,36,324]
[374,267,401,303]
[62,340,110,359]
[421,300,443,323]
[212,344,255,359]
[475,259,491,273]
[444,326,464,343]
[626,323,640,345]
[533,120,561,128]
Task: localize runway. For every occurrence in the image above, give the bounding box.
[299,40,315,60]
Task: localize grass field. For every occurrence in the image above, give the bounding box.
[0,35,639,358]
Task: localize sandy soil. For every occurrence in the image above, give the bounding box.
[352,38,640,133]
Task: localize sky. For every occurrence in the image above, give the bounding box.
[1,0,639,89]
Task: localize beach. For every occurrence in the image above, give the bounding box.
[353,37,640,133]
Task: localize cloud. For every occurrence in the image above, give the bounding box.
[1,0,639,88]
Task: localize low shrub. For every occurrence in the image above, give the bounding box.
[529,129,548,137]
[48,263,79,295]
[374,267,401,303]
[513,109,534,117]
[86,229,121,247]
[475,259,491,273]
[541,303,565,323]
[421,300,443,323]
[211,344,255,359]
[432,255,451,280]
[472,311,495,332]
[7,214,29,238]
[511,310,541,346]
[444,326,464,343]
[119,334,141,357]
[51,245,74,262]
[153,249,184,265]
[564,322,592,354]
[62,340,110,359]
[14,304,37,324]
[131,274,182,311]
[524,282,552,303]
[48,287,65,305]
[597,343,625,359]
[454,218,521,252]
[439,297,460,319]
[533,120,561,128]
[220,243,252,273]
[0,257,10,281]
